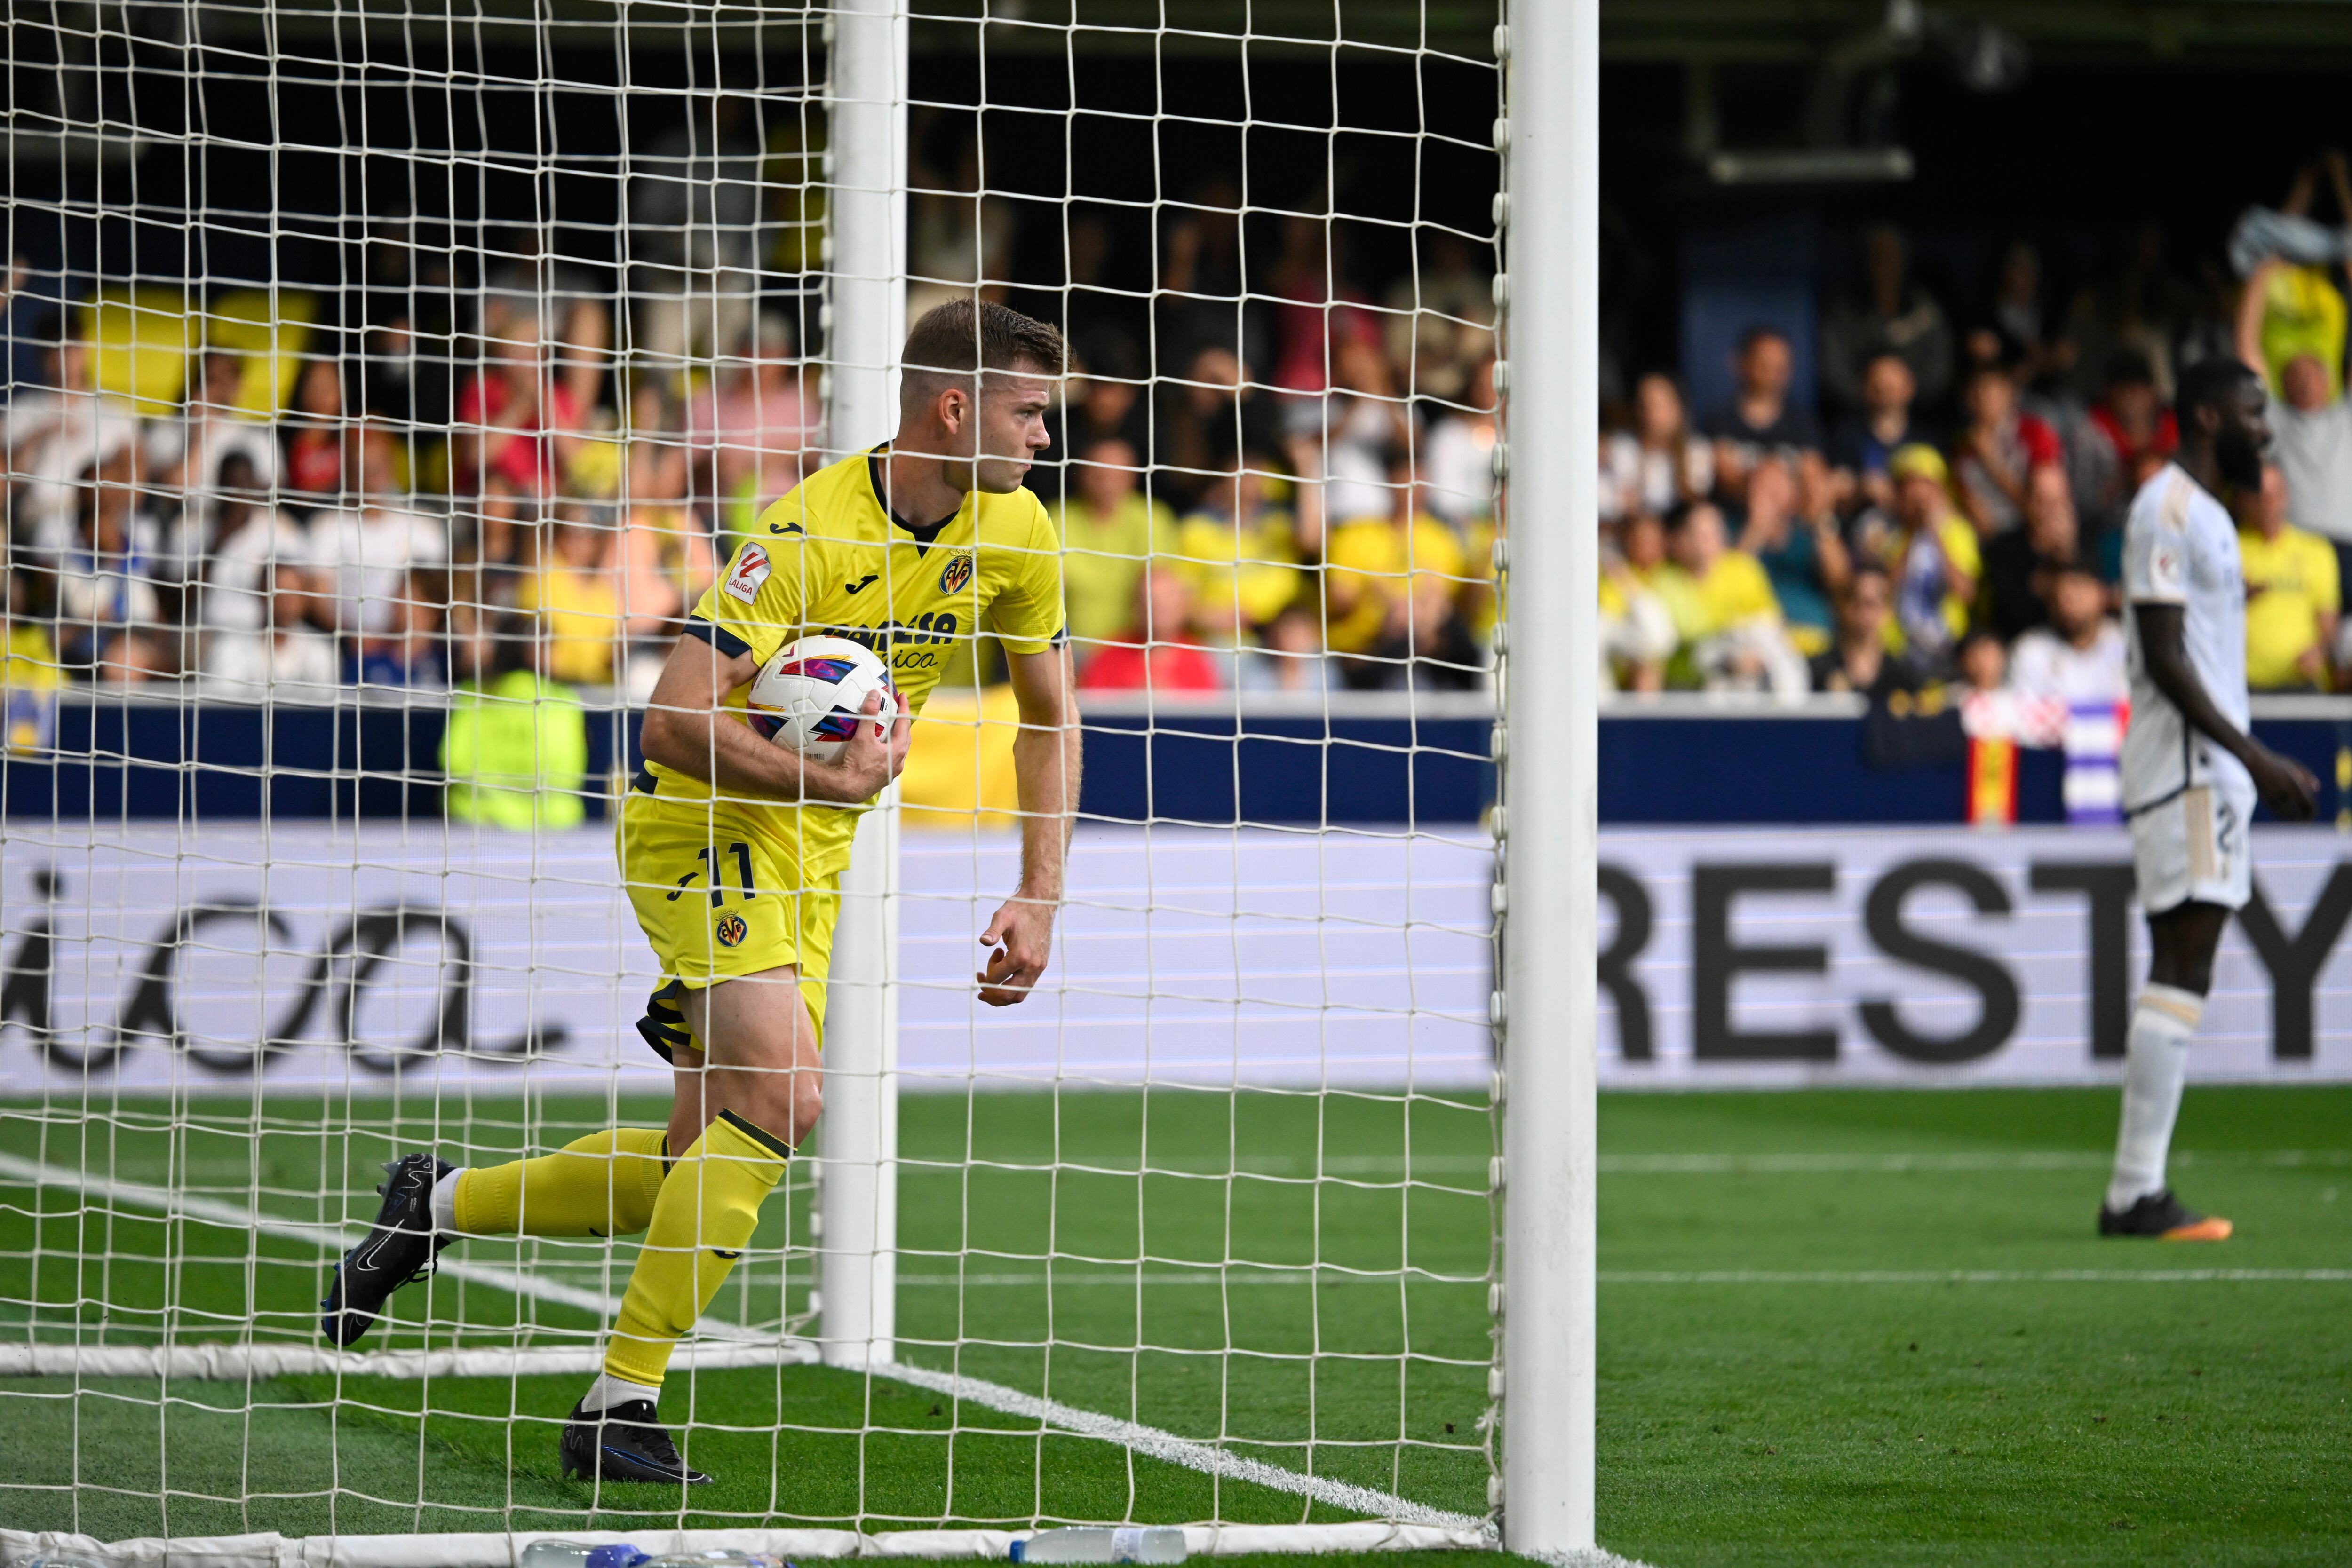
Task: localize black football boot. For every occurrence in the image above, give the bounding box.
[320,1153,455,1346]
[559,1394,713,1485]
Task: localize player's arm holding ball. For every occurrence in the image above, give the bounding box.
[637,623,911,806]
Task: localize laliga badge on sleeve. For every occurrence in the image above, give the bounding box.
[724,544,773,605]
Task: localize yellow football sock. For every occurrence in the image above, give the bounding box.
[603,1110,789,1389]
[450,1128,671,1238]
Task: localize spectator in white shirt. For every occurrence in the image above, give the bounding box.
[53,455,168,679]
[197,452,313,636]
[1600,372,1713,524]
[2008,562,2130,706]
[8,334,143,561]
[202,562,341,703]
[1318,337,1414,523]
[312,426,449,634]
[1420,356,1498,530]
[147,349,281,571]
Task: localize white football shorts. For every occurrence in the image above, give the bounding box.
[2128,776,2256,916]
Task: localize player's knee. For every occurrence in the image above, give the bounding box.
[787,1072,823,1147]
[735,1067,817,1150]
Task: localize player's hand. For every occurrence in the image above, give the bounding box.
[816,688,911,802]
[2247,744,2320,822]
[976,894,1055,1007]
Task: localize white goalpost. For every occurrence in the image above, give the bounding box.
[1498,0,1602,1557]
[0,0,1603,1561]
[814,0,908,1380]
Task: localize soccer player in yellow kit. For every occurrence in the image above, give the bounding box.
[322,301,1082,1485]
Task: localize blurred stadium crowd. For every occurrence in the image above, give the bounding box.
[8,127,2352,740]
[0,113,1500,724]
[1602,155,2352,714]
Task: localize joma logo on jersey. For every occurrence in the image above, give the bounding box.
[826,612,961,652]
[938,553,974,596]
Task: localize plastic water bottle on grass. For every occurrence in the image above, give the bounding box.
[519,1543,652,1568]
[1010,1527,1187,1564]
[644,1553,790,1568]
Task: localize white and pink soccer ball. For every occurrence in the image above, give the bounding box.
[745,635,894,764]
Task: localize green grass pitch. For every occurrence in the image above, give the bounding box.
[4,1084,2348,1567]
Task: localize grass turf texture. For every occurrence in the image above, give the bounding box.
[0,1085,2346,1566]
[1,1085,1494,1538]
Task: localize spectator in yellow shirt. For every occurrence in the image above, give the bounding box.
[1053,435,1173,661]
[1598,512,1678,693]
[1321,467,1469,657]
[442,612,589,831]
[1666,501,1807,695]
[3,568,62,752]
[1666,501,1776,638]
[2240,462,2341,691]
[516,504,622,687]
[1880,443,1980,663]
[2250,151,2352,399]
[1172,450,1304,641]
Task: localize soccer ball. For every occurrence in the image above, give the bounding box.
[745,635,894,764]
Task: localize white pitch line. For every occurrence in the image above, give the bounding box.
[0,1151,718,1332]
[0,1338,808,1381]
[1595,1149,2352,1174]
[0,1152,1486,1537]
[895,1271,1471,1288]
[871,1357,1491,1536]
[889,1267,2352,1288]
[1599,1268,2352,1284]
[924,1148,2349,1178]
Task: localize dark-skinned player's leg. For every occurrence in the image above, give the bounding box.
[2100,900,2233,1240]
[2147,900,2231,995]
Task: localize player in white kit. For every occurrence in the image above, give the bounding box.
[2108,356,2317,1240]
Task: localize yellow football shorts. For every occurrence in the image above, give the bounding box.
[616,792,841,1059]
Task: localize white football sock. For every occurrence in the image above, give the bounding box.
[2106,984,2203,1212]
[579,1370,662,1414]
[429,1166,468,1235]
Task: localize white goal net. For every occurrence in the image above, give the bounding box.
[0,1,1573,1560]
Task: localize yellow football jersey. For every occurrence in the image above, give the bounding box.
[637,448,1065,868]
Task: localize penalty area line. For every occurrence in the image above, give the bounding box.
[0,1151,1485,1537]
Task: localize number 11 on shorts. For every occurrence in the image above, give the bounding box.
[671,842,757,905]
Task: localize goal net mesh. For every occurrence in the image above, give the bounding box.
[0,0,1507,1552]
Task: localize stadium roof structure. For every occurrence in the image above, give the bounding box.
[157,0,2352,63]
[1603,0,2352,66]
